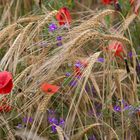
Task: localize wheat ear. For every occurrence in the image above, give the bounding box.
[38,94,53,112]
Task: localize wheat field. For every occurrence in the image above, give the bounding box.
[0,0,140,140]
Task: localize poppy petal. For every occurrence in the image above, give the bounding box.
[0,71,12,87]
[41,83,60,94]
[1,80,13,94]
[108,42,124,59]
[56,7,71,26]
[0,71,13,94]
[102,0,114,4]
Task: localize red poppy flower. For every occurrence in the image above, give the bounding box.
[0,71,13,94]
[41,83,60,94]
[0,105,12,112]
[108,42,125,59]
[56,7,71,26]
[102,0,114,4]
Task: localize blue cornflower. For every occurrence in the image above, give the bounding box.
[48,117,65,133]
[16,124,22,129]
[128,52,133,58]
[57,36,62,41]
[97,57,104,63]
[69,80,77,87]
[65,72,71,77]
[114,105,121,112]
[57,42,62,46]
[23,117,33,123]
[75,61,82,68]
[49,23,57,32]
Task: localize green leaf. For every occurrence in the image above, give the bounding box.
[105,15,110,28]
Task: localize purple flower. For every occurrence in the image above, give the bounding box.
[29,117,33,123]
[16,124,22,129]
[23,117,33,123]
[114,105,121,112]
[23,117,28,123]
[128,52,132,58]
[57,36,62,41]
[57,42,62,46]
[76,75,81,79]
[69,80,77,87]
[121,100,127,106]
[49,23,57,32]
[48,117,65,133]
[65,72,71,77]
[48,117,59,125]
[75,61,82,68]
[123,105,133,111]
[97,57,104,63]
[59,118,65,126]
[88,135,96,140]
[51,125,57,133]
